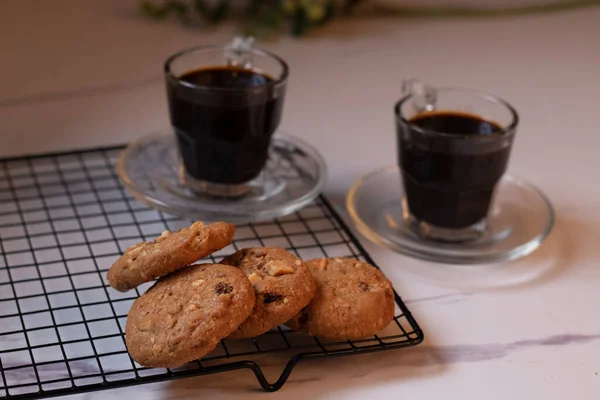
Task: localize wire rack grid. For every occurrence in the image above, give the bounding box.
[0,146,423,399]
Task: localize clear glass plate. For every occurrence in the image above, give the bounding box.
[347,166,554,265]
[118,132,327,224]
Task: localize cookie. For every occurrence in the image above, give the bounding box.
[108,221,235,292]
[221,247,316,338]
[286,258,395,341]
[125,263,255,368]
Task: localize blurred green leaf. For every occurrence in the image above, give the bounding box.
[140,0,600,38]
[193,0,230,24]
[249,0,265,14]
[373,0,600,18]
[291,6,309,36]
[344,0,364,13]
[243,5,283,38]
[139,0,169,19]
[261,9,282,28]
[323,1,336,22]
[166,1,188,21]
[194,0,209,18]
[211,0,230,23]
[282,0,297,16]
[139,1,189,20]
[305,3,326,22]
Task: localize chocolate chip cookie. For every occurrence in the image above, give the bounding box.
[108,221,235,292]
[286,258,395,341]
[126,263,255,368]
[221,247,316,338]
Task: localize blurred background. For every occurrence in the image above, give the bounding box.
[1,0,599,205]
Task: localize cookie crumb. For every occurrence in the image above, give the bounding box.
[190,221,205,229]
[315,259,328,271]
[139,320,154,332]
[192,279,205,287]
[166,303,182,315]
[155,230,171,243]
[215,282,233,295]
[128,245,144,259]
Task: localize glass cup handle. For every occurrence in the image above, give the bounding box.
[402,78,437,113]
[225,36,255,69]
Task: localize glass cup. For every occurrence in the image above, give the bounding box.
[164,44,289,197]
[395,87,519,242]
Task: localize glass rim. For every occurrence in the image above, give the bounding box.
[395,87,519,139]
[164,44,289,92]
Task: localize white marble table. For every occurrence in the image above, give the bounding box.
[1,0,600,398]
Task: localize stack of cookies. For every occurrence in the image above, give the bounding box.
[107,221,395,368]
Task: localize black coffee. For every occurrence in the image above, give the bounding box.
[167,66,285,184]
[398,111,509,228]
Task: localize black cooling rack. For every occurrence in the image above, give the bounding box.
[0,145,423,399]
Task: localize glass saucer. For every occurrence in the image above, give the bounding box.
[118,132,327,224]
[347,166,554,264]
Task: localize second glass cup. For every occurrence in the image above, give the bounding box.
[395,87,519,242]
[164,44,289,197]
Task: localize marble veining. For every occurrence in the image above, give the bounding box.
[404,292,477,305]
[2,331,598,388]
[372,333,600,368]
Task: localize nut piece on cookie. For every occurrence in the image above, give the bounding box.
[285,257,395,341]
[125,263,255,368]
[221,247,316,339]
[248,272,262,284]
[265,260,295,276]
[107,221,235,292]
